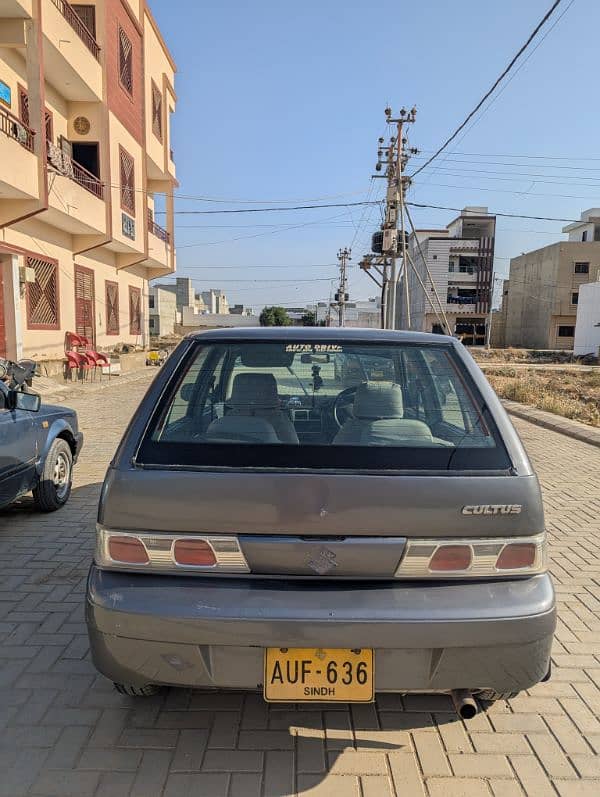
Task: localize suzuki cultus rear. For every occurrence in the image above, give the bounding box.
[86,328,554,716]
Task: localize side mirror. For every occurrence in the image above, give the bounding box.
[10,390,41,412]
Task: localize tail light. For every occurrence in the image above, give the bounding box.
[173,539,217,567]
[395,533,547,578]
[95,526,249,574]
[108,535,150,565]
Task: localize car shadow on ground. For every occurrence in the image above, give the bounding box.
[0,483,476,796]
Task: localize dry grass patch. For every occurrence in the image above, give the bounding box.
[487,369,600,428]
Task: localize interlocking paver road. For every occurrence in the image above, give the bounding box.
[1,371,600,796]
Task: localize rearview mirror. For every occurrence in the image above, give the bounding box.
[11,390,41,412]
[300,353,331,364]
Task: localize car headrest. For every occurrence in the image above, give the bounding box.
[353,381,404,419]
[206,416,279,444]
[228,372,279,409]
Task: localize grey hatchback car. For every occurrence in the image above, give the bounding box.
[86,328,554,716]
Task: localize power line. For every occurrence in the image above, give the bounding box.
[175,221,360,229]
[47,167,369,205]
[411,156,600,173]
[176,211,353,248]
[169,199,383,216]
[406,201,582,223]
[159,263,338,270]
[413,165,600,187]
[171,188,370,204]
[410,0,566,179]
[419,149,600,162]
[423,0,576,177]
[173,277,336,284]
[414,180,600,202]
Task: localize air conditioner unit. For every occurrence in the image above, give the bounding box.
[19,266,36,284]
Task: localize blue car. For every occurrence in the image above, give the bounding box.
[0,359,83,512]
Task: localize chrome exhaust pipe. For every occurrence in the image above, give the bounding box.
[451,689,478,720]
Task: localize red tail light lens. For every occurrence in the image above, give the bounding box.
[173,539,217,567]
[429,545,472,572]
[108,536,149,564]
[395,534,546,578]
[496,543,536,570]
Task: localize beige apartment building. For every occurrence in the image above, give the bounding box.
[0,0,176,364]
[504,210,600,350]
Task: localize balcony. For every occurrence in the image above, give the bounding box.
[449,239,480,253]
[448,270,479,283]
[51,0,99,59]
[0,104,34,152]
[145,209,174,277]
[148,209,170,244]
[446,294,479,313]
[45,145,106,236]
[47,142,103,198]
[0,0,32,18]
[0,106,38,199]
[146,147,177,183]
[44,0,102,101]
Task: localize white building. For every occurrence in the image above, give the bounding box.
[315,298,381,328]
[397,207,496,345]
[562,208,600,244]
[181,307,259,328]
[200,289,229,314]
[574,281,600,356]
[148,285,179,337]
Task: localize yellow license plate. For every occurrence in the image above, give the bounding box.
[264,648,374,702]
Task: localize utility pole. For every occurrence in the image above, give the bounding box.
[372,106,418,329]
[485,273,502,349]
[336,247,351,327]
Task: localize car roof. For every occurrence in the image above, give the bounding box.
[186,327,456,345]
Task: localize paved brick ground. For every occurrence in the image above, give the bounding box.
[1,372,600,796]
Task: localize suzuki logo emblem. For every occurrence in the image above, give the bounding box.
[307,548,338,575]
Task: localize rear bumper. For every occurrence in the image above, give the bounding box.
[86,566,555,693]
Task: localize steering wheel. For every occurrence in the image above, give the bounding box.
[333,386,358,429]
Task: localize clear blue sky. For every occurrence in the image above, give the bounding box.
[150,0,592,310]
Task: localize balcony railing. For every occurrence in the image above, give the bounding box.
[447,295,478,305]
[148,209,170,243]
[51,0,101,60]
[71,158,103,198]
[47,141,103,198]
[0,106,35,151]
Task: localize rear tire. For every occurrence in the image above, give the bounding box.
[32,438,73,512]
[476,690,520,703]
[113,683,162,697]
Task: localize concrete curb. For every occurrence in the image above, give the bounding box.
[503,399,600,449]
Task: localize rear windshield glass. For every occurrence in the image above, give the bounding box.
[137,340,510,471]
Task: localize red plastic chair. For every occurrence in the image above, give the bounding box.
[66,332,85,349]
[66,333,112,379]
[65,351,93,382]
[85,350,112,378]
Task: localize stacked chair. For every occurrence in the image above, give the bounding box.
[64,333,111,382]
